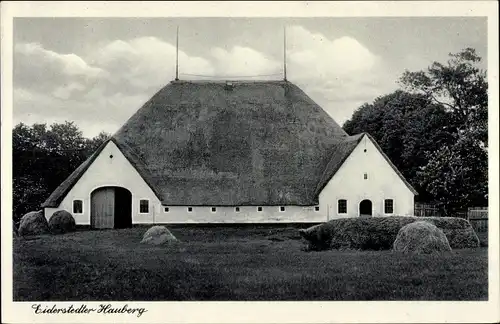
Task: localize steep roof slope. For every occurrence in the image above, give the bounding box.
[44,80,384,207]
[113,80,347,206]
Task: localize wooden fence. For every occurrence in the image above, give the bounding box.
[467,207,488,233]
[414,203,442,217]
[414,204,488,233]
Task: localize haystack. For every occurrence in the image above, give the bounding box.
[18,210,49,236]
[393,221,452,254]
[298,216,479,251]
[48,210,76,234]
[141,226,178,245]
[425,217,480,249]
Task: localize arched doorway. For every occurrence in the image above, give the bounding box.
[359,199,373,217]
[91,187,132,229]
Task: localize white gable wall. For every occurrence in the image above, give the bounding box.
[318,134,415,218]
[45,134,414,225]
[44,141,162,224]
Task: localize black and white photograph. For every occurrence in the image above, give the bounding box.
[1,2,499,323]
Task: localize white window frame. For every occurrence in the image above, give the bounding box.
[314,206,320,212]
[164,206,170,213]
[257,206,263,212]
[72,199,84,215]
[279,206,286,212]
[384,199,395,215]
[337,199,348,215]
[235,207,240,213]
[139,199,150,214]
[187,207,193,213]
[211,207,217,213]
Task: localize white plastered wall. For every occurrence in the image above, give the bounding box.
[151,205,326,223]
[318,134,415,218]
[44,141,162,224]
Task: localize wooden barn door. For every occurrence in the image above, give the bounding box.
[91,188,115,229]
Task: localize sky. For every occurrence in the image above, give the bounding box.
[13,17,487,137]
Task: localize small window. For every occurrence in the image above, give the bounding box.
[384,199,394,214]
[338,199,347,214]
[188,207,193,212]
[139,199,149,213]
[164,207,169,213]
[211,207,217,213]
[364,173,368,180]
[314,206,320,212]
[73,200,83,214]
[235,207,240,212]
[279,206,285,212]
[257,206,263,212]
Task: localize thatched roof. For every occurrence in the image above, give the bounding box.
[42,80,415,208]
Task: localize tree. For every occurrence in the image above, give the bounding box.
[12,122,110,224]
[399,48,488,146]
[343,90,455,201]
[399,48,488,214]
[86,131,112,153]
[416,136,488,215]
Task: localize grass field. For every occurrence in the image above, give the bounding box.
[13,225,488,301]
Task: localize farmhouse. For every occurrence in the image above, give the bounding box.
[42,80,417,228]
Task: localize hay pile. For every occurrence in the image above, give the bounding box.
[427,217,480,249]
[18,210,49,236]
[393,221,452,254]
[48,210,76,234]
[141,226,178,245]
[298,216,479,251]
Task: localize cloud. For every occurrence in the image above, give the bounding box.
[13,38,215,137]
[89,36,214,92]
[210,46,281,78]
[288,26,378,78]
[284,25,398,124]
[13,26,402,136]
[14,42,107,96]
[13,86,148,137]
[15,42,105,78]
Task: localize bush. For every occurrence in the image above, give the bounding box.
[141,226,178,245]
[393,221,452,254]
[48,210,76,234]
[298,216,479,251]
[18,210,49,237]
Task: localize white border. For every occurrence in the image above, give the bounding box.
[1,2,499,324]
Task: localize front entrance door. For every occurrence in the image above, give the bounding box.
[114,187,132,229]
[91,187,115,229]
[359,199,373,217]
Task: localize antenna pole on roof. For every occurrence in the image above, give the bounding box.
[175,26,179,81]
[283,26,287,81]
